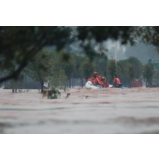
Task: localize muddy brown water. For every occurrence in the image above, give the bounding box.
[0,88,159,134]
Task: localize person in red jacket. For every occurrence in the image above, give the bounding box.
[85,73,99,89]
[86,72,100,85]
[86,72,108,89]
[93,72,109,88]
[92,72,103,87]
[92,72,101,85]
[87,77,96,85]
[113,75,122,88]
[95,76,104,87]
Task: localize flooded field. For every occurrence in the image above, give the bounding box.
[0,87,159,134]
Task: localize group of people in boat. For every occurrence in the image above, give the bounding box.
[85,71,122,89]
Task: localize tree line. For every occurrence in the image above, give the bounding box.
[6,49,155,92]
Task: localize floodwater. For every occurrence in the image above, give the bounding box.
[0,87,159,134]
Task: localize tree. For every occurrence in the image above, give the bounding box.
[143,64,155,87]
[49,69,68,90]
[80,57,96,80]
[26,50,53,92]
[41,50,69,90]
[128,64,136,88]
[108,60,117,82]
[127,57,143,79]
[135,26,159,48]
[93,53,108,77]
[117,59,129,79]
[0,26,158,83]
[117,57,143,87]
[61,52,76,88]
[77,27,136,45]
[0,26,72,83]
[70,54,84,87]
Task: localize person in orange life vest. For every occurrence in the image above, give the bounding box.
[92,71,104,86]
[93,72,102,80]
[92,71,99,84]
[95,76,104,86]
[92,72,103,86]
[86,77,96,85]
[86,71,99,85]
[85,73,99,89]
[113,75,122,88]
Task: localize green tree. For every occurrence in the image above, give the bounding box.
[26,50,53,92]
[94,53,108,77]
[143,64,155,87]
[77,27,135,45]
[71,54,84,87]
[0,26,158,83]
[48,50,73,88]
[135,26,159,48]
[49,69,68,90]
[117,59,129,79]
[117,57,143,87]
[62,55,76,88]
[128,64,136,88]
[0,26,71,83]
[80,57,96,80]
[108,60,117,82]
[127,57,143,79]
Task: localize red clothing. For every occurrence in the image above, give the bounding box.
[97,76,102,80]
[87,77,97,85]
[103,81,109,87]
[113,78,121,84]
[96,77,103,86]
